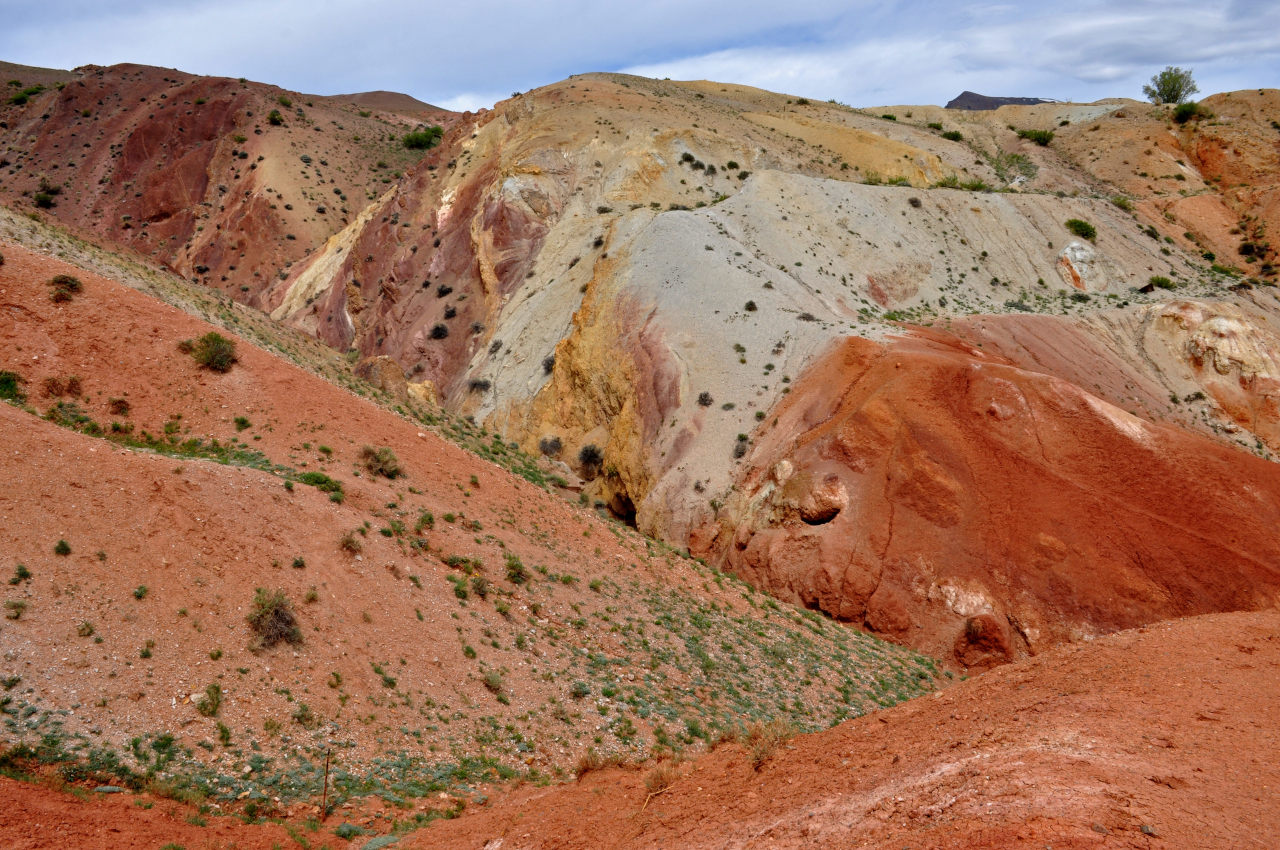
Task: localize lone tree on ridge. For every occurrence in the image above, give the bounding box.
[1143,66,1199,104]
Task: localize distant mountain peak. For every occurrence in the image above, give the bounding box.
[946,90,1056,110]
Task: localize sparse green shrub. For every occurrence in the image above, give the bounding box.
[697,391,713,406]
[538,435,562,457]
[133,585,148,600]
[403,126,443,150]
[0,371,24,403]
[1149,275,1176,290]
[49,274,83,302]
[195,683,222,717]
[360,445,402,478]
[1065,219,1097,242]
[5,600,26,620]
[504,552,529,585]
[266,109,284,126]
[941,130,963,141]
[246,588,302,650]
[298,471,344,497]
[53,539,71,556]
[9,565,31,585]
[184,332,238,372]
[1172,101,1211,124]
[233,416,251,431]
[1016,128,1054,146]
[292,702,319,729]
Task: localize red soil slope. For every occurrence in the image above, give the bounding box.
[696,329,1280,668]
[4,609,1274,849]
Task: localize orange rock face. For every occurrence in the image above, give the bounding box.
[697,330,1280,667]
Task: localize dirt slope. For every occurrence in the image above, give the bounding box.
[5,608,1274,849]
[406,608,1280,848]
[0,234,941,806]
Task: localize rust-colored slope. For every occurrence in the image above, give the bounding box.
[404,608,1280,849]
[695,330,1280,668]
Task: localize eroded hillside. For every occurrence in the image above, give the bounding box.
[0,227,941,815]
[6,65,1279,670]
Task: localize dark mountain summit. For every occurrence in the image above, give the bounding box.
[946,90,1054,109]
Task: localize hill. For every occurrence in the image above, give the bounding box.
[6,66,1279,668]
[0,212,941,813]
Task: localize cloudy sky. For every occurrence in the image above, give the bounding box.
[3,1,1276,111]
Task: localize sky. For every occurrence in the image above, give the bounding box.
[2,1,1277,111]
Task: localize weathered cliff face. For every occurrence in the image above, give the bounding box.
[693,331,1280,668]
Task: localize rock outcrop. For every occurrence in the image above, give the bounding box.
[695,330,1280,666]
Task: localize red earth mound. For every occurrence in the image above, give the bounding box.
[695,329,1280,668]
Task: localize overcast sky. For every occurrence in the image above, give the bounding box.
[3,1,1276,111]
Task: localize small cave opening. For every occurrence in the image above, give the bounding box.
[800,503,841,525]
[606,490,638,528]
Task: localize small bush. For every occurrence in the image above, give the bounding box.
[577,444,603,473]
[133,585,148,600]
[1065,219,1097,242]
[195,683,222,717]
[360,445,402,479]
[504,552,529,585]
[0,371,25,403]
[1149,275,1176,290]
[108,397,130,416]
[247,588,302,650]
[5,600,26,620]
[697,391,713,407]
[542,354,556,374]
[403,126,443,150]
[940,130,963,141]
[745,718,795,770]
[54,539,71,556]
[185,332,238,372]
[266,109,284,126]
[9,564,31,585]
[538,435,562,457]
[644,761,680,794]
[1016,128,1054,146]
[49,274,83,303]
[429,323,449,340]
[575,748,626,778]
